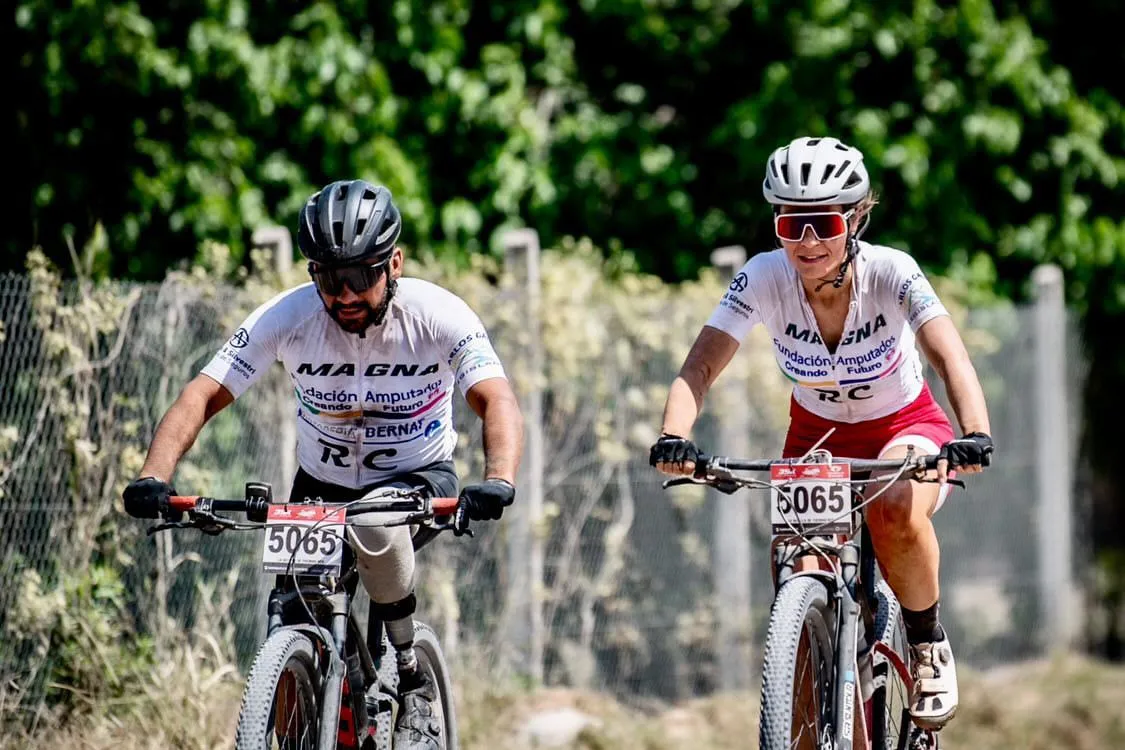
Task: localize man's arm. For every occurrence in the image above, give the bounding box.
[138,374,235,482]
[464,377,524,485]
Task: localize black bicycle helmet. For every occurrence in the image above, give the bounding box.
[297,180,402,266]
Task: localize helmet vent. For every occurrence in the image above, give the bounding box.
[762,137,869,207]
[297,180,402,265]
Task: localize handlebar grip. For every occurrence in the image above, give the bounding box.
[168,495,200,512]
[923,455,941,471]
[432,496,460,515]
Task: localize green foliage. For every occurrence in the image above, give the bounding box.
[6,566,155,708]
[0,247,265,721]
[12,1,1124,299]
[8,0,1125,674]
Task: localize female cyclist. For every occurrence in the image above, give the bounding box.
[649,136,994,729]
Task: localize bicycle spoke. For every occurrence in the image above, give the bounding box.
[264,663,318,750]
[790,624,823,750]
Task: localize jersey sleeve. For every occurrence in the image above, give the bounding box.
[434,294,508,395]
[199,291,286,398]
[890,254,950,332]
[704,260,765,342]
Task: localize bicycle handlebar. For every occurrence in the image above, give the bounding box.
[148,489,469,538]
[695,453,941,474]
[166,494,460,519]
[663,450,944,494]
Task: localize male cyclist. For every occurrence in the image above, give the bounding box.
[649,137,993,730]
[123,179,524,750]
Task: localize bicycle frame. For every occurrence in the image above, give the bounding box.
[151,484,464,750]
[264,566,381,749]
[261,498,460,750]
[774,525,877,748]
[668,450,940,750]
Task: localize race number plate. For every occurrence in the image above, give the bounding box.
[262,505,346,575]
[770,463,853,535]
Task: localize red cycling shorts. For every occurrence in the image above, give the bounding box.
[782,382,956,510]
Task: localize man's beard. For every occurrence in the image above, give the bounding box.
[328,277,397,334]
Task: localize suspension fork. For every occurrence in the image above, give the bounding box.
[316,591,351,750]
[834,540,868,749]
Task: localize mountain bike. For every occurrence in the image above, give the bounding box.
[145,481,468,750]
[663,446,955,750]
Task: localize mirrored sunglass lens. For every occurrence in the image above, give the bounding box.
[312,269,343,294]
[313,265,382,294]
[776,214,845,240]
[340,266,380,293]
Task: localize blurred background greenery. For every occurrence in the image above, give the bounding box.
[8,0,1125,658]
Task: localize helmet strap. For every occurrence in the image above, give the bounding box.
[371,275,398,327]
[814,208,863,293]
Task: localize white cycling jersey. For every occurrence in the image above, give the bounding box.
[201,279,507,488]
[705,242,950,423]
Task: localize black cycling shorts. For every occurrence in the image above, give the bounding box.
[290,461,459,504]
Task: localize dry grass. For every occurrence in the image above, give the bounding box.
[2,638,243,750]
[10,653,1125,749]
[943,655,1125,750]
[454,654,1125,750]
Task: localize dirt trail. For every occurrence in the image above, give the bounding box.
[9,655,1124,750]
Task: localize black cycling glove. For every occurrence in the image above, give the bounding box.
[938,432,994,469]
[649,434,701,469]
[459,478,516,522]
[123,476,176,519]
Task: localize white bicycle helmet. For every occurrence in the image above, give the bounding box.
[763,136,870,206]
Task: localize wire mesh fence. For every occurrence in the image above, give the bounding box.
[0,263,1090,713]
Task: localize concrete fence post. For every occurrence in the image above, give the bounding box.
[1032,264,1075,652]
[502,228,546,683]
[710,245,753,690]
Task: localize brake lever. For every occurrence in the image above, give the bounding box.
[914,476,966,489]
[432,520,474,538]
[389,503,475,538]
[191,509,238,536]
[661,475,742,495]
[146,510,236,536]
[383,512,428,528]
[661,477,707,489]
[145,520,195,536]
[452,502,473,537]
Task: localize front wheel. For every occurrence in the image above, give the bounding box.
[868,578,910,750]
[235,629,322,750]
[412,622,458,750]
[759,575,837,750]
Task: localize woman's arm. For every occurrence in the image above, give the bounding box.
[916,315,991,444]
[656,326,742,469]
